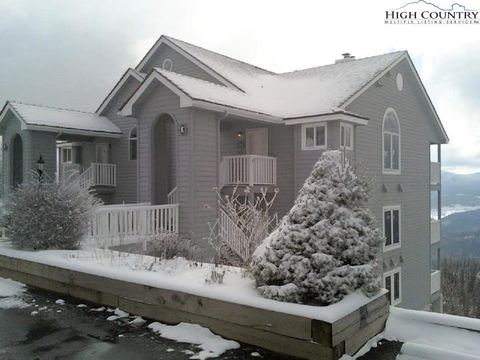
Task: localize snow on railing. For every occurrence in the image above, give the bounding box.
[88,203,179,248]
[218,206,249,261]
[167,187,178,204]
[220,155,277,187]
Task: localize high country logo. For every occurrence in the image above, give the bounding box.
[385,1,479,24]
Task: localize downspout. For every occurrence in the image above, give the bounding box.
[216,111,230,225]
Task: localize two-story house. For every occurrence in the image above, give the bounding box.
[0,35,448,311]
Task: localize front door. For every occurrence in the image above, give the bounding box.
[96,143,109,163]
[246,128,268,155]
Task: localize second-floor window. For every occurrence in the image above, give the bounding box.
[340,123,353,150]
[384,206,400,249]
[384,268,401,305]
[302,123,327,150]
[62,148,72,163]
[129,127,137,161]
[383,108,400,173]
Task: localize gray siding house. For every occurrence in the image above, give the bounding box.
[0,35,448,311]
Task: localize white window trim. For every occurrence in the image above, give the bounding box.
[129,127,138,161]
[382,108,401,175]
[383,205,401,251]
[383,267,402,306]
[340,123,354,150]
[301,123,327,151]
[62,147,72,164]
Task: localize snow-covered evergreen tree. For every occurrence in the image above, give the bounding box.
[250,150,382,305]
[2,172,100,250]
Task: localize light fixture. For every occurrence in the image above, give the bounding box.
[236,131,244,139]
[36,155,45,177]
[2,143,7,151]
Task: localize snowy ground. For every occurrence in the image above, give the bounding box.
[0,244,384,323]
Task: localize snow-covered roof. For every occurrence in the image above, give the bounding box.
[130,35,406,119]
[128,35,448,142]
[0,101,122,137]
[151,49,404,119]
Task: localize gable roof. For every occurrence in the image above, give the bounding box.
[123,50,406,119]
[127,35,447,142]
[0,101,122,138]
[95,68,145,115]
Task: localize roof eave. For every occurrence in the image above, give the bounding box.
[25,124,122,138]
[95,68,145,115]
[284,111,369,126]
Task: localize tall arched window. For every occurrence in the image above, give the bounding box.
[383,108,400,173]
[129,127,137,160]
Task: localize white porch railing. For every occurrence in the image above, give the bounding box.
[220,155,277,187]
[167,187,178,204]
[430,162,441,186]
[78,163,116,189]
[431,270,441,294]
[88,203,179,248]
[430,219,441,244]
[218,207,249,261]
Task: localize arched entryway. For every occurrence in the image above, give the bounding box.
[12,134,23,187]
[152,114,177,204]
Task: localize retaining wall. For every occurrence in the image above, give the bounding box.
[0,254,389,359]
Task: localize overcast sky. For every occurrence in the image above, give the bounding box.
[1,0,479,173]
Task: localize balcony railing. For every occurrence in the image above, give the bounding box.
[431,162,441,186]
[220,155,277,187]
[431,219,440,244]
[78,163,116,189]
[431,270,441,295]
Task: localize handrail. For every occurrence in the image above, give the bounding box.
[167,187,178,204]
[219,206,249,261]
[220,155,277,187]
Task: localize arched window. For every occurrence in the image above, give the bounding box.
[162,58,173,72]
[383,108,400,173]
[129,127,137,160]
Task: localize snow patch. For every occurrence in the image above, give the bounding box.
[148,322,240,360]
[384,307,480,357]
[55,299,65,305]
[0,277,26,297]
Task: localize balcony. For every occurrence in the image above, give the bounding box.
[431,219,440,244]
[431,270,441,295]
[78,163,116,192]
[220,155,277,187]
[430,162,441,187]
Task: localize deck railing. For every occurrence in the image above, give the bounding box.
[430,219,441,244]
[430,162,441,186]
[77,163,116,189]
[220,155,277,187]
[167,187,178,204]
[431,270,441,295]
[88,203,179,248]
[219,207,249,261]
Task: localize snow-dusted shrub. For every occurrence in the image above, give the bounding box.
[1,173,100,250]
[250,150,383,305]
[152,232,192,260]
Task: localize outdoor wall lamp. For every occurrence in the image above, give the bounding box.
[36,155,45,177]
[236,131,244,139]
[2,143,7,151]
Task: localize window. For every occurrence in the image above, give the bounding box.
[301,123,327,150]
[383,108,400,173]
[162,58,173,71]
[340,123,353,150]
[384,206,400,250]
[384,268,401,305]
[129,127,137,161]
[62,148,72,163]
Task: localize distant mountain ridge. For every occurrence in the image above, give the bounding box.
[440,171,480,207]
[395,0,475,11]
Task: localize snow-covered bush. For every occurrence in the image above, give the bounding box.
[250,150,383,305]
[152,232,192,260]
[1,173,100,250]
